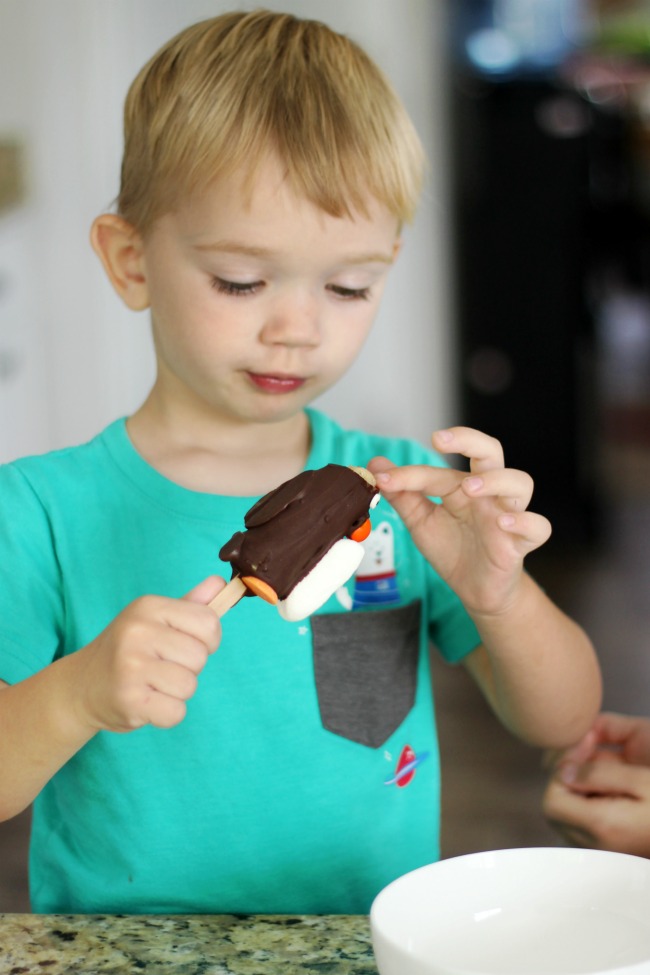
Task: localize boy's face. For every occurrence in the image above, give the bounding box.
[137,155,400,429]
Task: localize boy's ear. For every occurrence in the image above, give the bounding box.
[90,214,150,311]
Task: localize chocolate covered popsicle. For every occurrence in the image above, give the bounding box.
[210,464,379,621]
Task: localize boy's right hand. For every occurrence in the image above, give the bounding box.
[74,576,224,734]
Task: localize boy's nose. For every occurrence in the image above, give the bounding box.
[260,295,321,348]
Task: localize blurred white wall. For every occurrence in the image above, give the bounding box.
[0,0,455,461]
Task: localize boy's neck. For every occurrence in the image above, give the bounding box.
[126,399,312,497]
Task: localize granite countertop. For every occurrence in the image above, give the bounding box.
[0,912,378,974]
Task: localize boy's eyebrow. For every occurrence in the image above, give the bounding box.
[192,240,395,264]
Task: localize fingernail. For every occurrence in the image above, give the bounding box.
[376,472,392,486]
[499,514,516,528]
[464,476,483,492]
[436,429,454,444]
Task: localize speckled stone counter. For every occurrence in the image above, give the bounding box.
[0,912,378,974]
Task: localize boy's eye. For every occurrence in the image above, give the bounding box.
[327,284,371,301]
[211,276,262,296]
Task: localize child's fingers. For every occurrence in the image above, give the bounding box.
[496,510,552,549]
[146,657,199,702]
[432,427,505,473]
[183,575,226,605]
[155,594,222,654]
[462,468,535,512]
[373,461,538,522]
[115,628,207,729]
[144,694,189,730]
[368,457,465,500]
[151,629,212,676]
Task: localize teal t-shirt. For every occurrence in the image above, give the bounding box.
[0,408,480,914]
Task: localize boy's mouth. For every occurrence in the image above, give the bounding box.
[247,372,307,394]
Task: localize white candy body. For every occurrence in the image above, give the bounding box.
[277,537,364,622]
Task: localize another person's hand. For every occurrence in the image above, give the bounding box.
[73,576,224,734]
[563,712,650,768]
[543,713,650,857]
[369,426,551,617]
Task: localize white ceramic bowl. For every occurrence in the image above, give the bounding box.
[370,847,650,975]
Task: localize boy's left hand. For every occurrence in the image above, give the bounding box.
[368,426,551,618]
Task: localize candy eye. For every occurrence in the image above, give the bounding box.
[370,492,380,509]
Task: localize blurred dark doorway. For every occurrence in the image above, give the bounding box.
[448,0,650,550]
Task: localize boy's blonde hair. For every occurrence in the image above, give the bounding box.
[118,9,425,232]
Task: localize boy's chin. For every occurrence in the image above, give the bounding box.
[237,394,312,427]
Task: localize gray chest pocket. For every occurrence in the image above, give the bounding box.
[310,601,421,749]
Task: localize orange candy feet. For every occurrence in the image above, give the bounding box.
[241,576,279,604]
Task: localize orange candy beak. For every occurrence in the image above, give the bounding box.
[349,518,371,543]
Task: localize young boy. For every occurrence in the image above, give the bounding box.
[0,10,601,915]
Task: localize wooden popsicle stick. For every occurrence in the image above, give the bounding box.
[208,576,248,617]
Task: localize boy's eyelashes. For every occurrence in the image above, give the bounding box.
[210,276,371,301]
[211,276,261,296]
[326,284,370,301]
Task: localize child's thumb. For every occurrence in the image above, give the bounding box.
[183,575,227,605]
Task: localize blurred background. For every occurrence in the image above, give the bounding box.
[0,0,649,910]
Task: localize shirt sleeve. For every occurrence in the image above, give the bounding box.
[426,567,481,663]
[0,463,65,683]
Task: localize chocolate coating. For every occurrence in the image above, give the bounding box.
[219,464,377,600]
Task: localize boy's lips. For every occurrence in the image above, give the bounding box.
[247,372,307,393]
